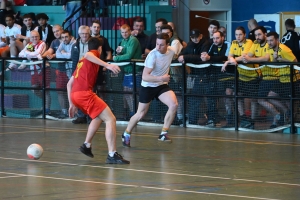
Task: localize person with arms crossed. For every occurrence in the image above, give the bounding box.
[122,33,178,147]
[67,37,130,164]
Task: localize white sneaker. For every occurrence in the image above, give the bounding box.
[6,63,17,71]
[18,65,27,70]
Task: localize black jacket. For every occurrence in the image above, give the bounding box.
[37,24,55,47]
[179,38,210,63]
[281,30,300,62]
[207,41,231,62]
[21,25,36,37]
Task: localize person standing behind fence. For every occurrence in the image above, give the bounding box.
[281,19,300,62]
[241,26,270,129]
[221,26,253,128]
[62,0,81,32]
[144,18,168,58]
[55,30,76,119]
[113,24,142,119]
[122,33,178,147]
[200,31,231,127]
[18,30,49,114]
[247,18,258,42]
[177,29,210,125]
[262,31,297,129]
[90,19,112,99]
[70,25,91,124]
[131,17,148,56]
[67,37,130,164]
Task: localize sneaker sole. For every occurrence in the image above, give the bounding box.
[79,147,94,158]
[122,143,131,148]
[105,160,130,164]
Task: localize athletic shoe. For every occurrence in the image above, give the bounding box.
[240,120,251,128]
[58,113,68,119]
[106,152,130,164]
[6,63,17,71]
[122,133,131,147]
[206,120,215,127]
[79,143,94,158]
[158,133,172,142]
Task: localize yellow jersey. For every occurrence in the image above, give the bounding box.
[230,39,257,81]
[267,43,298,83]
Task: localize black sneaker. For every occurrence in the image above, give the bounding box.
[122,133,131,147]
[158,133,172,142]
[79,143,94,158]
[106,152,130,164]
[72,117,87,124]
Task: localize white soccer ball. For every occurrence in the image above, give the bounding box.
[27,144,43,160]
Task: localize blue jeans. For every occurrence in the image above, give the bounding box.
[66,1,81,31]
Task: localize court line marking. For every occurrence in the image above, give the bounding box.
[1,123,300,147]
[0,171,280,200]
[0,175,24,179]
[1,157,300,188]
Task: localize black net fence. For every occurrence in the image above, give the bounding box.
[1,58,300,133]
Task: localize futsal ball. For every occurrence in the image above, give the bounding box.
[27,144,43,160]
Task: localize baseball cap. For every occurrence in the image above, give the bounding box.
[190,29,200,37]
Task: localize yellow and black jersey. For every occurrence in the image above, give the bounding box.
[267,43,297,83]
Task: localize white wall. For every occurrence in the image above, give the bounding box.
[176,0,232,42]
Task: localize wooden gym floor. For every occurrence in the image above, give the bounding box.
[0,118,300,200]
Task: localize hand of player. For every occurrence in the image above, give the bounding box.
[107,63,121,74]
[69,104,78,118]
[161,74,170,82]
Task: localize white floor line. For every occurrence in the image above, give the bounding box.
[0,156,298,188]
[0,171,281,200]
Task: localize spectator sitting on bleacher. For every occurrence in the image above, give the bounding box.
[16,13,37,47]
[0,23,9,57]
[34,13,55,48]
[18,30,51,115]
[3,14,22,70]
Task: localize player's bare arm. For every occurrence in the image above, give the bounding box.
[67,76,77,118]
[142,67,170,82]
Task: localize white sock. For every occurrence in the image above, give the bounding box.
[84,142,91,148]
[109,151,116,157]
[124,132,130,138]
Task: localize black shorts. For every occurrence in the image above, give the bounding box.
[238,79,259,96]
[258,80,280,97]
[139,84,171,103]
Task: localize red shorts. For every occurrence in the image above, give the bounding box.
[71,90,107,119]
[55,70,68,89]
[0,46,9,56]
[31,67,51,88]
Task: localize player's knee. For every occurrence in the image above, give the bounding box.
[169,101,178,111]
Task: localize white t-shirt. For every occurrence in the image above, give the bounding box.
[141,46,175,87]
[0,24,5,38]
[4,23,21,38]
